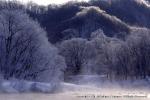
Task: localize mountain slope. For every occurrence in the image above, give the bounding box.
[90,0,150,28]
[54,6,130,41]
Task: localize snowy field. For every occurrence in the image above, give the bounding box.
[0,83,149,100]
[0,75,150,100]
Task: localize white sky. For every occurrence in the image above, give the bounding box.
[13,0,89,5]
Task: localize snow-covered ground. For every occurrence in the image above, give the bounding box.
[0,82,149,100]
[0,80,57,93]
[0,75,149,100]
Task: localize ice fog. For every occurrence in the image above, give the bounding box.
[0,75,150,100]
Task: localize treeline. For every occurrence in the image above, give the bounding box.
[1,0,150,43]
[59,29,150,80]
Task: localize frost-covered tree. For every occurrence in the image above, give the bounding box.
[59,38,95,75]
[83,29,125,79]
[126,28,150,78]
[111,41,130,79]
[0,10,66,82]
[84,29,111,74]
[112,28,150,79]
